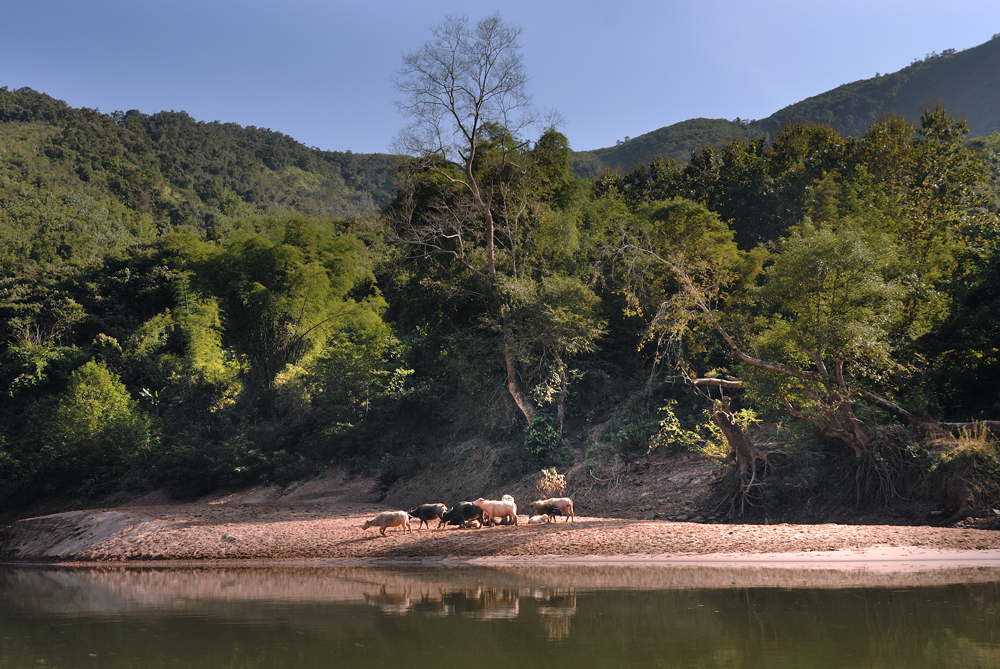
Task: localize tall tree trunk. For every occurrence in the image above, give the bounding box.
[502,313,534,423]
[471,169,518,417]
[711,395,760,475]
[554,354,568,438]
[466,163,497,276]
[484,207,496,275]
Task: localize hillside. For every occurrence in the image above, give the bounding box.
[759,35,1000,138]
[582,118,760,173]
[580,34,1000,174]
[0,86,399,271]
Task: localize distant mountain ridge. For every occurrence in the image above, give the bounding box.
[578,118,762,175]
[6,31,1000,213]
[579,33,1000,174]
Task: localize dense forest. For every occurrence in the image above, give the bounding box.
[2,18,1000,521]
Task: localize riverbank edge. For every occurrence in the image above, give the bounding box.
[5,546,1000,570]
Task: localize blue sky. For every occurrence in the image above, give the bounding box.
[3,1,999,153]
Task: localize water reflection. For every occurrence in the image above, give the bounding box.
[448,587,520,619]
[1,564,999,668]
[362,582,572,629]
[537,591,576,639]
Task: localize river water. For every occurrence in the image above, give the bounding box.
[1,563,999,668]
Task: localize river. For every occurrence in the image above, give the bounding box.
[1,563,999,668]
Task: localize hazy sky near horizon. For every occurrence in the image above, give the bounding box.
[4,1,1000,154]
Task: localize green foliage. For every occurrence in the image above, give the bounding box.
[18,361,153,501]
[505,274,606,417]
[928,425,1000,515]
[968,131,1000,212]
[387,96,609,430]
[648,401,705,454]
[0,123,155,273]
[603,110,996,462]
[0,87,397,239]
[727,216,930,451]
[568,151,604,180]
[752,219,903,381]
[760,38,1000,139]
[600,389,665,456]
[191,215,386,411]
[523,408,565,466]
[154,434,309,497]
[588,118,760,173]
[305,324,413,434]
[584,36,1000,177]
[2,50,1000,520]
[611,197,746,371]
[599,111,991,250]
[922,246,1000,419]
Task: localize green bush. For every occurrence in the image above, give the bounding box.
[35,360,153,499]
[648,401,706,454]
[523,409,564,466]
[155,433,311,497]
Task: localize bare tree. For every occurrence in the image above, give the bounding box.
[393,12,534,275]
[391,13,539,422]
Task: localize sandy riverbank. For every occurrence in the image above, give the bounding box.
[0,466,995,569]
[3,497,1000,567]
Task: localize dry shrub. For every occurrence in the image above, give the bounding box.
[538,467,567,497]
[932,422,1000,519]
[956,422,995,457]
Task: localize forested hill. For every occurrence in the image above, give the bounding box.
[575,118,760,175]
[758,33,1000,138]
[0,87,398,250]
[580,34,1000,174]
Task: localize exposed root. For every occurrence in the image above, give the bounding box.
[852,435,926,509]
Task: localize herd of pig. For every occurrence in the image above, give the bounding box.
[361,496,575,536]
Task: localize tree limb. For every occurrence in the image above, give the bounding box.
[689,378,744,389]
[855,389,917,424]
